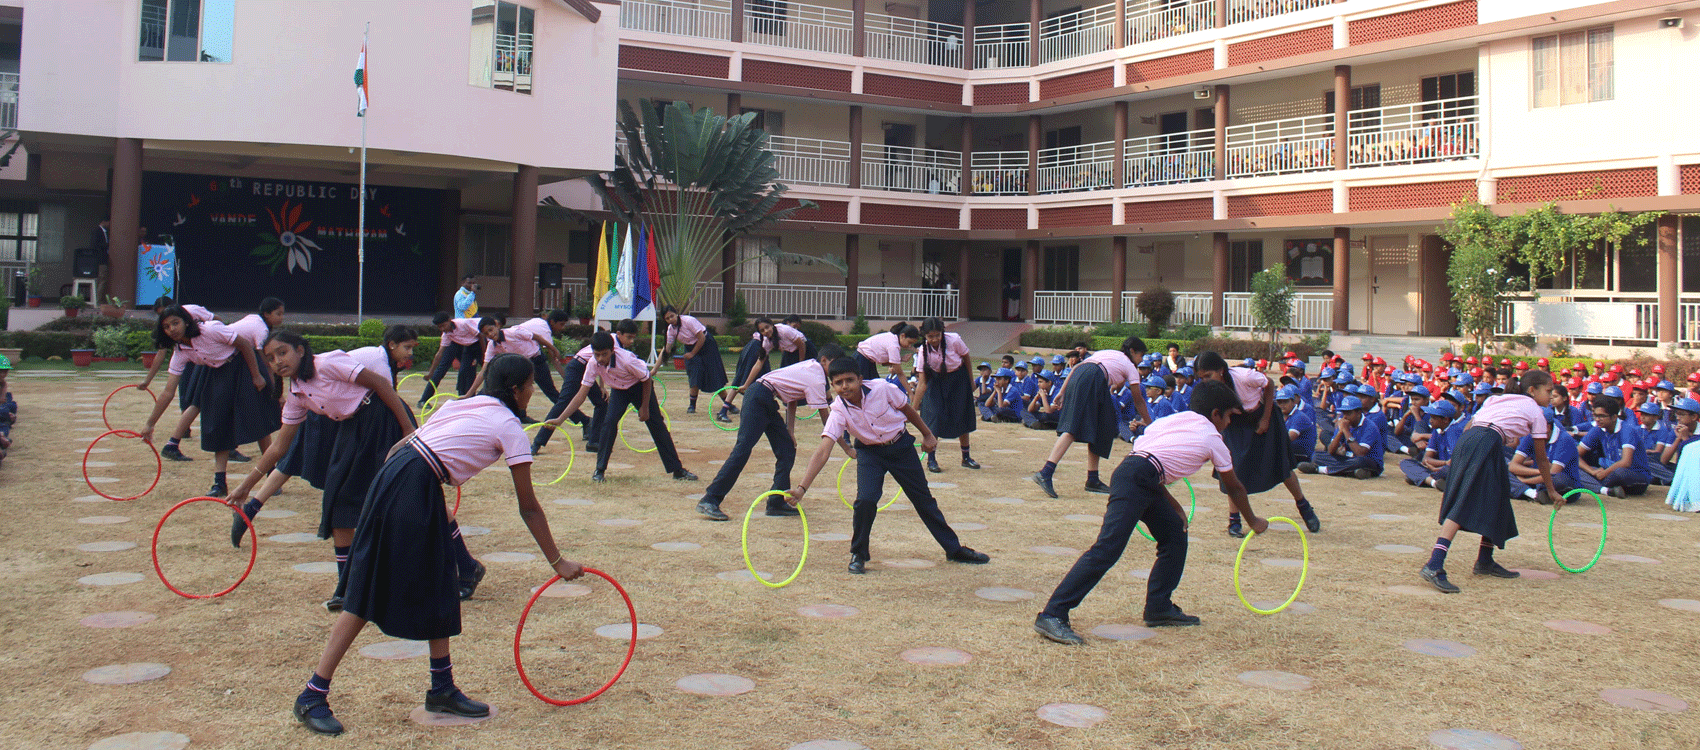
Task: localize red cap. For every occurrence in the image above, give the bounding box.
[1632,380,1649,391]
[1362,353,1374,361]
[1515,361,1529,370]
[1256,359,1269,369]
[1465,356,1478,365]
[1537,358,1549,366]
[1593,361,1605,369]
[1441,352,1455,361]
[1654,364,1667,374]
[1436,371,1451,379]
[1499,358,1511,366]
[1611,364,1624,373]
[1629,368,1643,377]
[1420,363,1432,372]
[1567,377,1583,389]
[1471,367,1484,378]
[1284,351,1297,359]
[1688,372,1700,384]
[1373,356,1386,366]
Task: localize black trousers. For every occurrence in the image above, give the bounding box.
[597,382,683,474]
[537,360,604,448]
[701,381,794,507]
[1042,454,1188,620]
[849,433,962,561]
[421,341,478,401]
[530,353,560,404]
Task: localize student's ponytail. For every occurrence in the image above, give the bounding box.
[480,352,534,420]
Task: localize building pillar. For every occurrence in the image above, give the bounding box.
[852,0,866,57]
[1111,236,1127,322]
[962,0,975,70]
[1332,226,1349,334]
[1023,239,1040,322]
[846,234,860,318]
[510,164,539,317]
[1211,232,1228,328]
[957,240,971,320]
[1027,114,1041,197]
[108,138,143,306]
[1113,0,1126,48]
[1213,84,1229,180]
[849,105,863,189]
[1216,0,1228,28]
[959,116,974,197]
[722,233,738,317]
[1659,214,1680,344]
[730,0,744,42]
[1029,0,1042,67]
[1333,65,1350,171]
[727,92,741,117]
[1112,101,1128,189]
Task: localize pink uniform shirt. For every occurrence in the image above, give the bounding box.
[415,396,532,486]
[515,317,555,343]
[772,323,807,353]
[1229,366,1271,411]
[920,332,970,372]
[168,320,242,375]
[1084,350,1138,389]
[1132,411,1235,483]
[485,325,542,362]
[182,304,215,323]
[439,318,481,347]
[581,345,650,390]
[282,351,370,424]
[857,331,904,365]
[666,315,708,349]
[347,345,394,384]
[759,360,832,408]
[227,313,270,350]
[822,379,909,444]
[1472,394,1547,444]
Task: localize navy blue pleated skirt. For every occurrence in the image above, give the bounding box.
[1437,425,1519,547]
[194,360,278,453]
[1218,406,1294,495]
[921,364,976,440]
[318,397,414,538]
[1055,362,1118,459]
[685,335,729,392]
[732,341,770,390]
[343,442,460,641]
[277,412,331,489]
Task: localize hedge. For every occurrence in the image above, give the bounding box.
[0,330,92,359]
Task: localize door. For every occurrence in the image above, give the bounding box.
[1001,247,1022,321]
[1159,111,1189,152]
[1419,235,1459,337]
[1153,240,1185,285]
[1369,234,1418,335]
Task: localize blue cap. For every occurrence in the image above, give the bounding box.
[1029,356,1045,366]
[1288,362,1307,373]
[1585,381,1604,395]
[1638,401,1665,416]
[1602,386,1624,399]
[1176,366,1194,377]
[1454,372,1474,387]
[1423,401,1458,419]
[1657,380,1676,392]
[1340,362,1355,373]
[1338,395,1364,411]
[1138,358,1155,368]
[994,367,1015,378]
[1473,383,1494,395]
[1014,361,1029,370]
[1060,367,1072,379]
[1334,372,1353,384]
[1049,355,1064,365]
[1276,384,1301,401]
[1142,375,1166,389]
[1243,358,1258,368]
[1038,370,1058,381]
[1320,367,1337,379]
[1674,397,1700,413]
[1410,385,1431,398]
[977,361,991,369]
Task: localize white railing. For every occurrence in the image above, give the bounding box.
[861,286,959,320]
[1224,113,1334,178]
[862,144,962,194]
[734,282,848,317]
[1125,130,1215,187]
[766,135,851,188]
[1498,296,1658,342]
[1683,301,1700,344]
[0,73,17,130]
[1165,292,1214,326]
[1156,291,1331,331]
[620,0,732,40]
[1348,96,1480,169]
[745,0,855,57]
[1038,141,1117,194]
[687,281,725,315]
[865,13,964,68]
[1227,0,1331,25]
[970,151,1030,195]
[1034,291,1114,325]
[1038,4,1118,64]
[1127,0,1216,44]
[974,22,1030,69]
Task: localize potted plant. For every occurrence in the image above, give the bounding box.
[92,326,130,363]
[71,347,95,366]
[24,268,41,307]
[99,295,127,319]
[60,294,88,318]
[572,298,594,325]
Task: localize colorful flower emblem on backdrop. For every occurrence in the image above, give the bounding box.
[252,200,323,274]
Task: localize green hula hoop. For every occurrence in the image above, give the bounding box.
[1136,478,1195,542]
[655,378,669,408]
[1232,515,1309,615]
[795,405,817,420]
[520,423,576,484]
[618,407,671,454]
[1548,488,1607,573]
[741,490,809,588]
[420,393,456,420]
[708,386,739,433]
[836,457,903,511]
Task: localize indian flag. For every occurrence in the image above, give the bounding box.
[354,35,369,116]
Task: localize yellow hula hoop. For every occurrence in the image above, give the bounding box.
[618,406,671,454]
[396,372,425,399]
[521,423,576,484]
[836,457,903,511]
[1232,516,1309,615]
[420,393,456,420]
[741,490,809,588]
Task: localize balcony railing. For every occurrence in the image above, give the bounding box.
[620,0,732,40]
[1497,295,1659,343]
[862,144,962,194]
[1347,96,1480,169]
[745,0,855,57]
[1227,0,1331,25]
[1224,112,1334,178]
[767,135,851,188]
[1127,0,1215,44]
[1038,141,1117,194]
[866,12,964,68]
[862,286,959,320]
[974,22,1029,68]
[739,282,849,317]
[1153,291,1332,331]
[1034,290,1116,325]
[0,73,17,130]
[1125,130,1214,187]
[970,150,1030,195]
[1038,4,1118,64]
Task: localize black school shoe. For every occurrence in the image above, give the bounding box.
[228,450,252,463]
[1033,613,1085,645]
[230,504,257,548]
[697,501,730,522]
[961,457,981,470]
[847,556,866,575]
[1419,565,1461,593]
[1299,505,1321,533]
[946,547,990,564]
[458,561,487,600]
[673,470,699,481]
[424,687,490,718]
[1030,472,1058,498]
[927,456,942,473]
[1144,609,1202,627]
[323,595,344,612]
[294,698,344,736]
[207,479,228,498]
[765,500,799,517]
[161,444,193,462]
[1227,519,1245,538]
[1083,478,1111,494]
[1472,560,1520,579]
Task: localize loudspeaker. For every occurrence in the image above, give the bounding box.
[73,248,102,278]
[538,262,563,289]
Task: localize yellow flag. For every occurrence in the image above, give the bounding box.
[592,221,612,307]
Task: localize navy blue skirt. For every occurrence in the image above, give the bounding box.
[921,364,976,440]
[343,443,460,641]
[1437,425,1519,547]
[318,397,414,538]
[731,341,770,390]
[177,362,202,411]
[277,412,331,489]
[781,339,818,368]
[1219,406,1294,495]
[194,360,278,453]
[685,335,728,392]
[1055,362,1118,459]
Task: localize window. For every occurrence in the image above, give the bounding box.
[566,230,592,265]
[737,236,779,285]
[1324,83,1382,127]
[0,204,37,263]
[1421,71,1477,120]
[749,0,787,36]
[1042,245,1079,291]
[1532,27,1612,107]
[138,0,234,62]
[741,108,785,136]
[469,1,534,93]
[463,221,511,277]
[1685,217,1700,294]
[1229,240,1263,293]
[1618,228,1656,294]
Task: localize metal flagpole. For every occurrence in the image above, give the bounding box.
[356,21,369,325]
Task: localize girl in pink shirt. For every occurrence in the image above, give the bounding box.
[722,328,774,422]
[419,311,486,405]
[140,306,273,498]
[290,353,588,737]
[1031,336,1152,499]
[914,317,980,473]
[854,322,920,392]
[663,306,730,415]
[1192,351,1318,537]
[464,315,563,408]
[771,315,819,368]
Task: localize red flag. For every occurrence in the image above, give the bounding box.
[645,228,661,297]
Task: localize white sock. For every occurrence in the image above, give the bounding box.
[1424,478,1435,487]
[1523,488,1537,499]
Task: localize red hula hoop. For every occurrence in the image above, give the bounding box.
[152,496,259,599]
[452,485,462,516]
[85,429,162,502]
[102,384,156,431]
[513,568,637,706]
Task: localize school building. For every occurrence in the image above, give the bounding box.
[5,0,1700,351]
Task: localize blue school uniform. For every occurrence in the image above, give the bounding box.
[1399,419,1455,486]
[1285,407,1316,461]
[1581,419,1652,494]
[1113,385,1140,441]
[1638,421,1676,484]
[1509,428,1596,497]
[1312,418,1385,477]
[1169,383,1192,414]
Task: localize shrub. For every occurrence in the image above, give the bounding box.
[92,326,130,358]
[35,316,153,333]
[0,330,89,359]
[726,292,748,329]
[1019,327,1091,350]
[850,308,869,335]
[1133,287,1176,338]
[125,330,155,360]
[358,318,386,339]
[836,334,872,349]
[794,320,839,349]
[1191,337,1316,362]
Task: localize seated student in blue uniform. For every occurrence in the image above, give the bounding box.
[1389,385,1433,456]
[1318,371,1355,447]
[1659,397,1700,471]
[1298,394,1385,479]
[1400,400,1459,490]
[1169,366,1194,413]
[1022,370,1063,430]
[1283,362,1312,409]
[1276,384,1315,465]
[1634,400,1676,485]
[978,368,1025,423]
[1143,374,1174,423]
[1548,387,1588,438]
[1509,415,1597,502]
[1011,361,1033,400]
[1354,383,1388,437]
[1114,381,1140,443]
[973,362,994,401]
[1579,394,1651,498]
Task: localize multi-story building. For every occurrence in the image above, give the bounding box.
[5,0,1699,352]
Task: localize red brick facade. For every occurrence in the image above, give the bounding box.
[1126,49,1214,84]
[1123,198,1213,224]
[1497,168,1658,203]
[970,208,1027,230]
[617,46,729,79]
[1038,67,1113,100]
[1037,204,1113,228]
[1226,26,1333,67]
[1349,1,1477,46]
[863,73,962,104]
[1348,180,1476,212]
[974,82,1029,106]
[742,59,852,92]
[860,203,959,229]
[1226,190,1332,218]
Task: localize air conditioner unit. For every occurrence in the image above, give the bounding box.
[1193,88,1212,100]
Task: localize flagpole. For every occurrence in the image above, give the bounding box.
[356,21,369,325]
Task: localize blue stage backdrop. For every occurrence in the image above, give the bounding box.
[140,172,442,313]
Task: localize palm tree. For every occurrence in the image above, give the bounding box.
[584,99,842,314]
